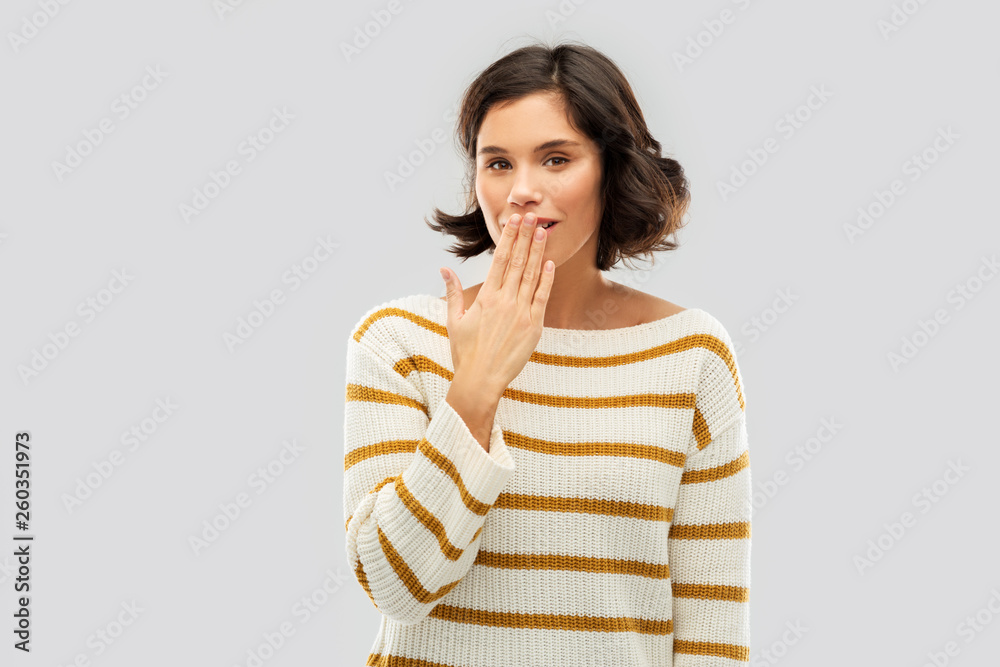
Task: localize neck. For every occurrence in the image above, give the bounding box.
[542,250,629,330]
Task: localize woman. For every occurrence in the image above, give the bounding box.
[343,40,751,666]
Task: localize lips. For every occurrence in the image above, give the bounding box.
[504,217,558,229]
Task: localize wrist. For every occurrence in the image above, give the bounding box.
[445,374,503,451]
[449,370,505,404]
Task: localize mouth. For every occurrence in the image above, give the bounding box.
[505,218,559,230]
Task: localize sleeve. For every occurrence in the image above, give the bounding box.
[342,323,516,625]
[668,326,752,664]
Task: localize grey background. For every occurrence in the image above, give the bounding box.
[2,0,998,665]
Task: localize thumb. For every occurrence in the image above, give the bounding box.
[440,268,463,320]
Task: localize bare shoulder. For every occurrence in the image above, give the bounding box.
[439,282,683,326]
[613,285,685,326]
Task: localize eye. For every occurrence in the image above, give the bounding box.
[484,157,568,170]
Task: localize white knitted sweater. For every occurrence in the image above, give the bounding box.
[343,293,751,666]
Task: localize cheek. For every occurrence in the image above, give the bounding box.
[553,171,601,212]
[476,178,501,213]
[476,178,503,239]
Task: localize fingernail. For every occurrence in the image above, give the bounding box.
[439,269,448,281]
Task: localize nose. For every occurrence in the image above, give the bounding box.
[506,165,543,208]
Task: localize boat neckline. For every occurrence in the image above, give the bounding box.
[427,294,702,337]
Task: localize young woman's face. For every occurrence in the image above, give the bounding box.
[475,91,604,269]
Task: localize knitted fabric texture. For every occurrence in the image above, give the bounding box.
[343,293,751,667]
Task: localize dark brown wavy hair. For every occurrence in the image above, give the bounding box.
[424,39,691,272]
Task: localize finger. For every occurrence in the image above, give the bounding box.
[531,258,555,324]
[502,212,537,297]
[482,213,521,296]
[440,267,464,324]
[517,220,547,306]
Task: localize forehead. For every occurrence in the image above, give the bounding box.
[477,92,590,146]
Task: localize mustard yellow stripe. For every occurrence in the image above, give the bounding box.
[503,387,695,410]
[344,438,418,471]
[376,524,462,605]
[681,450,750,484]
[366,653,455,667]
[349,441,495,546]
[504,431,686,467]
[345,426,686,470]
[347,472,474,568]
[692,408,711,451]
[393,474,469,561]
[379,341,704,436]
[474,550,669,580]
[345,384,504,514]
[670,521,751,540]
[353,557,378,610]
[346,372,696,472]
[392,354,450,381]
[429,604,673,634]
[672,582,749,602]
[353,305,743,410]
[350,492,674,524]
[348,446,683,535]
[346,433,684,528]
[416,436,492,516]
[346,383,428,417]
[528,334,706,368]
[495,491,673,522]
[674,639,750,661]
[696,334,745,412]
[385,349,699,417]
[353,307,447,343]
[373,476,396,492]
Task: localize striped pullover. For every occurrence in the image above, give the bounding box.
[342,293,752,667]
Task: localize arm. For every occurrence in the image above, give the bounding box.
[445,372,501,452]
[668,333,752,664]
[343,329,516,625]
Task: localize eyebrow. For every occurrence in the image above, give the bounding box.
[477,138,581,157]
